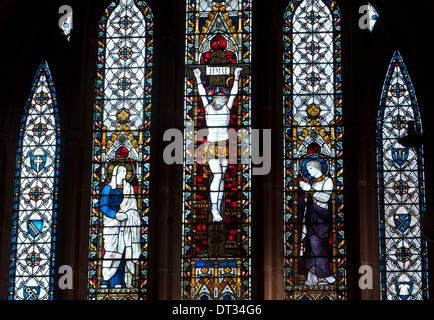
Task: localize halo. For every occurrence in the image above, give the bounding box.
[299,153,329,181]
[226,77,234,87]
[106,159,135,182]
[206,86,230,97]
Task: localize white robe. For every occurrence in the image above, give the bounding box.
[102,166,141,288]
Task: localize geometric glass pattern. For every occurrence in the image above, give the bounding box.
[9,60,61,300]
[377,51,429,300]
[87,0,153,300]
[283,0,345,300]
[182,0,252,300]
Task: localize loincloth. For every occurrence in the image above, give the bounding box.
[196,140,231,163]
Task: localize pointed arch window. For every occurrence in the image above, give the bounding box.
[182,0,252,300]
[283,0,345,300]
[87,0,153,300]
[9,60,60,300]
[377,51,429,300]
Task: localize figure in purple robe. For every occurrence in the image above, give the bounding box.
[298,159,336,286]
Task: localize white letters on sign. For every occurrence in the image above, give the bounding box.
[206,66,230,76]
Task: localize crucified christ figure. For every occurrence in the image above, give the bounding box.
[193,67,243,222]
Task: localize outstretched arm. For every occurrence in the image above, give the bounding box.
[227,67,243,109]
[193,68,209,107]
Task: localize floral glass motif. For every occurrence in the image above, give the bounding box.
[88,0,153,300]
[377,51,428,300]
[9,60,60,300]
[283,0,345,300]
[183,0,252,300]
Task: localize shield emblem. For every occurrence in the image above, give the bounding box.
[394,214,411,233]
[27,219,44,238]
[23,286,40,300]
[30,155,47,172]
[395,282,413,300]
[392,148,409,166]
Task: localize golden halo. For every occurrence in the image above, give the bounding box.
[106,160,134,182]
[226,76,234,87]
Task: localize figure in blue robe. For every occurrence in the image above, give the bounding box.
[99,165,141,289]
[100,184,126,288]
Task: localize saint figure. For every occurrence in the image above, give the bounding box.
[193,67,243,222]
[100,164,141,288]
[298,159,336,285]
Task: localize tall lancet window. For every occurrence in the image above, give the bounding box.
[283,0,345,300]
[88,0,153,300]
[183,0,252,300]
[377,51,429,300]
[9,61,60,300]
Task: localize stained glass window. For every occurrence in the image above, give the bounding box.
[377,51,429,300]
[183,0,252,300]
[283,0,345,300]
[87,0,153,300]
[9,60,60,300]
[58,5,73,41]
[362,2,379,32]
